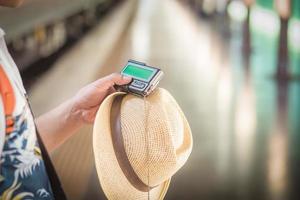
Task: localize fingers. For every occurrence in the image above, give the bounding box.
[94,73,132,88]
[108,73,132,86]
[108,86,116,95]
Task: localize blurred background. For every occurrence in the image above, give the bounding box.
[1,0,300,199]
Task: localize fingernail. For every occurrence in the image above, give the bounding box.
[123,76,132,81]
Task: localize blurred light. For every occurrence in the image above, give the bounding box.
[235,85,256,138]
[163,0,219,85]
[216,68,233,177]
[227,1,248,22]
[289,18,300,52]
[235,83,256,178]
[131,23,150,60]
[250,6,280,37]
[202,0,216,15]
[275,0,291,19]
[130,0,154,60]
[217,69,233,109]
[268,133,287,198]
[216,0,228,13]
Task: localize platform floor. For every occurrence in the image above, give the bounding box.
[28,0,300,199]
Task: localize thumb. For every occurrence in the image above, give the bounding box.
[93,73,132,89]
[107,73,132,86]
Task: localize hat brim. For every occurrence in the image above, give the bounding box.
[93,92,170,199]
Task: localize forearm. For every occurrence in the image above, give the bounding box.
[34,73,131,153]
[35,98,83,153]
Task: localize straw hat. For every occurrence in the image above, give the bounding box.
[93,88,193,200]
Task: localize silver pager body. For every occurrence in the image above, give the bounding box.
[120,60,164,97]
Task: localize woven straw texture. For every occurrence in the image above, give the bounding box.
[93,88,192,200]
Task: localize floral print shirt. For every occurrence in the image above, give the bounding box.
[0,28,54,200]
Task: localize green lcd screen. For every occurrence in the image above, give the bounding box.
[123,65,154,80]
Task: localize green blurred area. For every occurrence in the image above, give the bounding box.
[289,49,300,75]
[248,2,300,77]
[255,0,300,19]
[292,0,300,19]
[255,0,274,10]
[250,31,279,78]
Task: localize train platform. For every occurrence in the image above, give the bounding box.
[3,0,300,199]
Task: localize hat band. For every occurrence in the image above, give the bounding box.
[110,95,154,192]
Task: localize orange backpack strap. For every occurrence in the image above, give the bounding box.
[0,64,16,134]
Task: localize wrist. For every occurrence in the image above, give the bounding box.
[66,98,85,128]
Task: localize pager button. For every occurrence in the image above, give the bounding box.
[132,80,147,89]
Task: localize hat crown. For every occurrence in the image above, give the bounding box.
[120,88,192,187]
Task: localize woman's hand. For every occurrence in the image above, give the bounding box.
[71,73,132,123]
[36,73,131,152]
